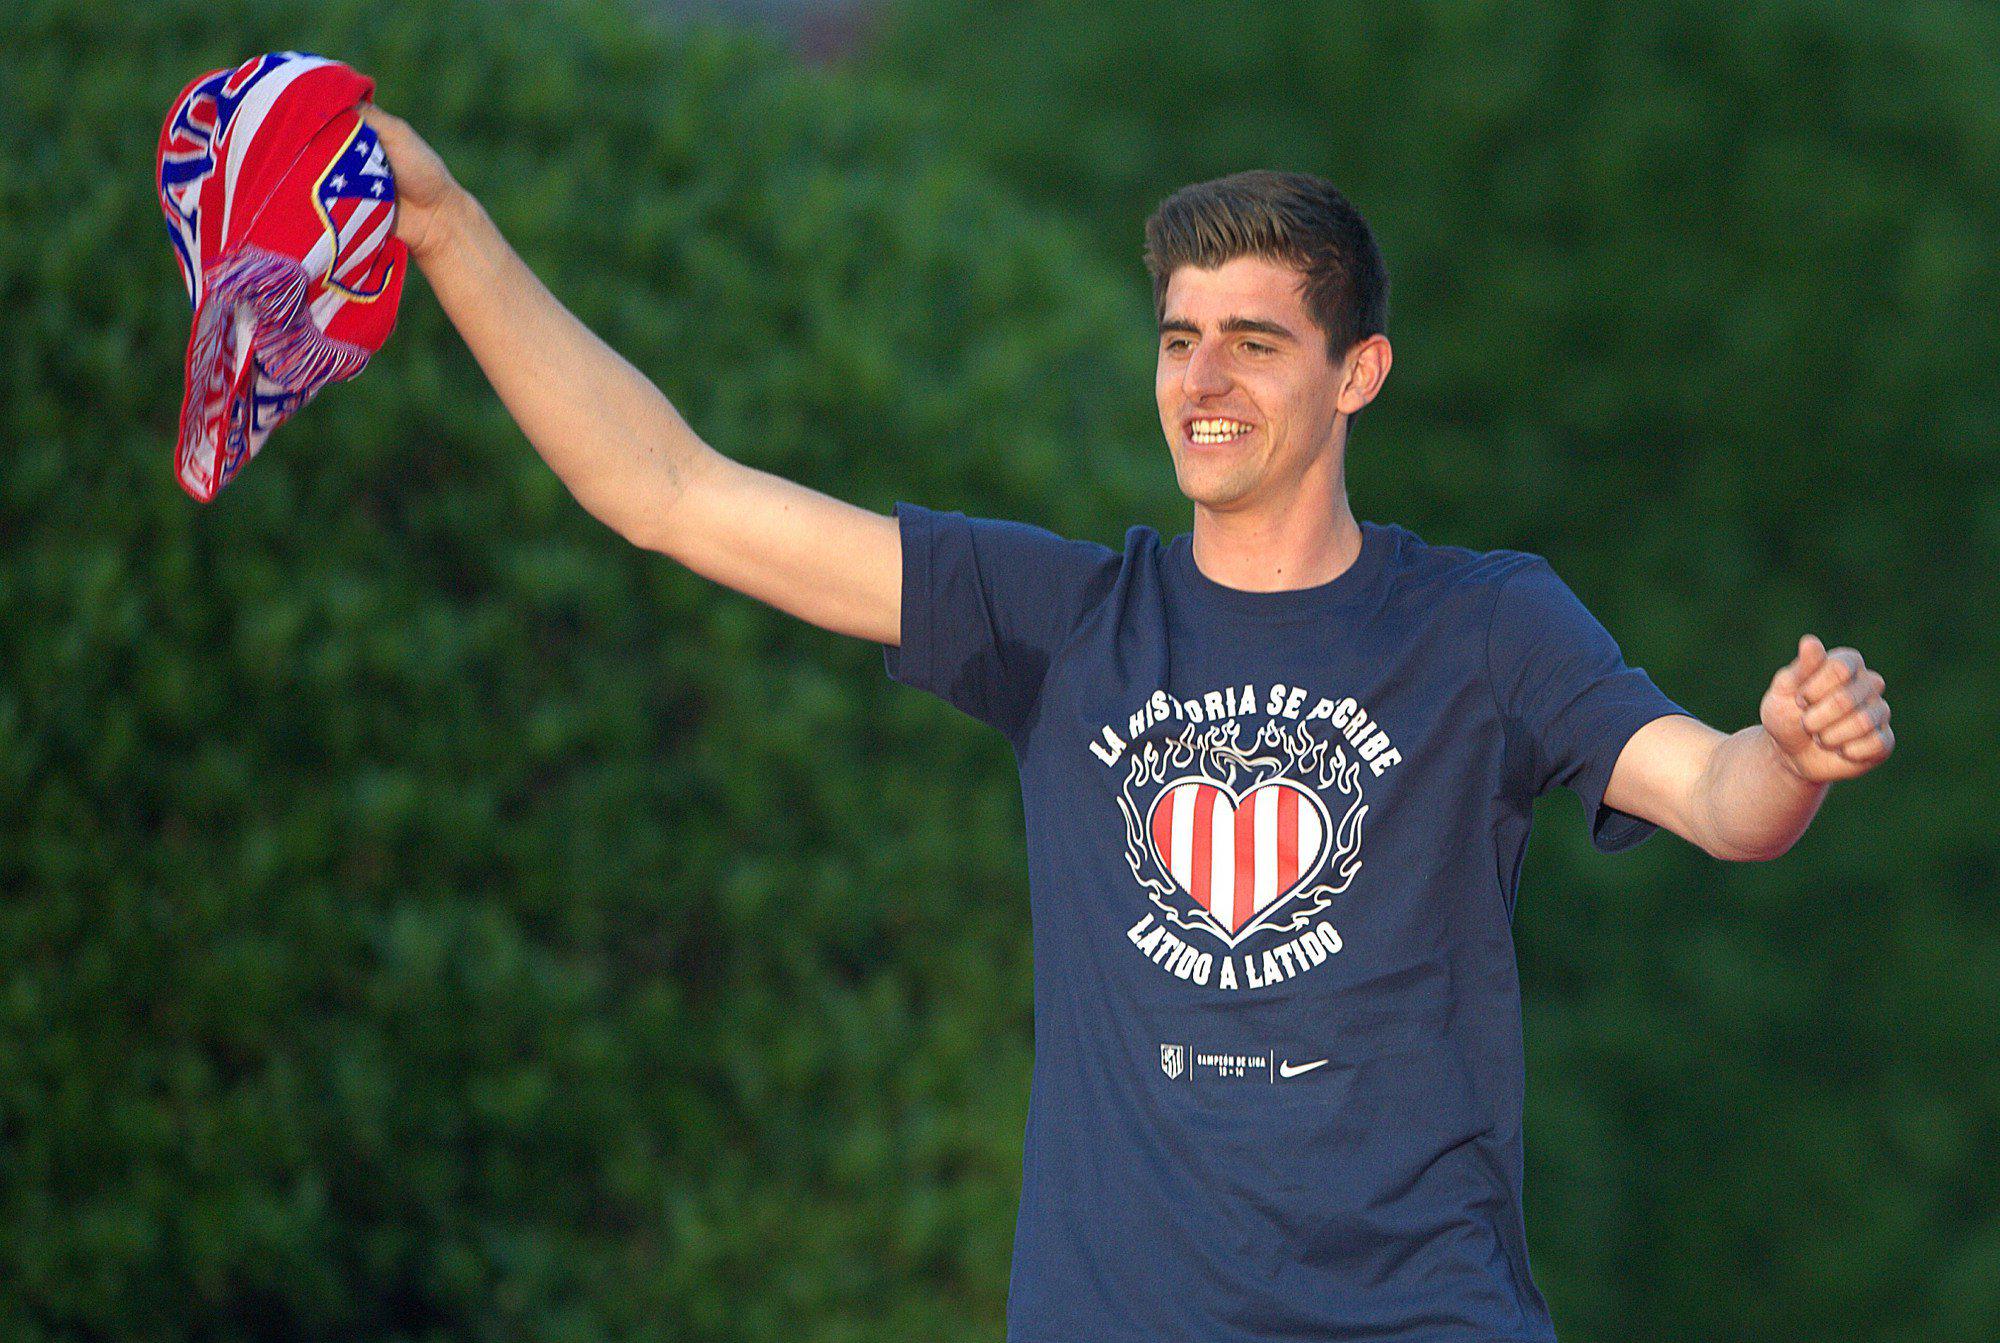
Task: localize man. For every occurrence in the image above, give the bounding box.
[360,103,1893,1342]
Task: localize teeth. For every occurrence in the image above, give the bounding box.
[1190,419,1251,443]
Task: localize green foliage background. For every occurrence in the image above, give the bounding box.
[2,0,1993,1339]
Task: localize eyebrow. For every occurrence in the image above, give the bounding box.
[1158,314,1299,342]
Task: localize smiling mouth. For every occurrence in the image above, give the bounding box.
[1186,417,1255,445]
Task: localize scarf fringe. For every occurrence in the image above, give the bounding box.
[177,244,372,498]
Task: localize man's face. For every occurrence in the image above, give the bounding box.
[1155,254,1360,512]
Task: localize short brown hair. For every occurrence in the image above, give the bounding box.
[1143,170,1389,370]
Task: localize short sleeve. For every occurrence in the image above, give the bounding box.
[1486,557,1691,853]
[881,501,1116,744]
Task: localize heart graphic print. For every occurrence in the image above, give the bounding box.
[1146,777,1330,934]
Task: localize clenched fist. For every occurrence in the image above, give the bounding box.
[1762,634,1894,784]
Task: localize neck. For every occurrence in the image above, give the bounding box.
[1190,489,1361,593]
[1184,423,1363,591]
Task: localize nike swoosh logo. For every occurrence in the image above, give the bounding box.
[1278,1058,1328,1078]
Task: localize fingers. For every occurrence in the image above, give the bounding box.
[356,101,412,144]
[1811,693,1891,751]
[1788,633,1830,701]
[1770,632,1896,773]
[1830,715,1893,764]
[1796,639,1863,706]
[1799,657,1883,733]
[1864,721,1895,761]
[358,103,399,141]
[1772,632,1823,699]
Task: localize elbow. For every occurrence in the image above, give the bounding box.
[1687,773,1802,864]
[601,489,679,556]
[618,443,717,558]
[1703,835,1794,863]
[547,480,672,555]
[617,515,666,555]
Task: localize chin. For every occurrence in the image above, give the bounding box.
[1170,445,1260,507]
[1174,469,1251,510]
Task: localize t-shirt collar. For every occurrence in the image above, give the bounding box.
[1168,519,1392,621]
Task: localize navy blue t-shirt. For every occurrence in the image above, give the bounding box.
[881,503,1691,1343]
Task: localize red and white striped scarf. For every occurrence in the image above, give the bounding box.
[157,52,407,501]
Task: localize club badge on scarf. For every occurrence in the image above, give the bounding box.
[157,51,406,501]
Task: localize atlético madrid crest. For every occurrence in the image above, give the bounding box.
[1117,718,1367,949]
[313,121,400,302]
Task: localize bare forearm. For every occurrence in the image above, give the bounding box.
[414,188,713,542]
[1694,725,1828,861]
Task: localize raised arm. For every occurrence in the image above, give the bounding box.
[358,102,902,647]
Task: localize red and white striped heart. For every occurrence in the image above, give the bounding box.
[1147,777,1329,936]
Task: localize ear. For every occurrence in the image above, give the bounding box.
[1337,334,1392,415]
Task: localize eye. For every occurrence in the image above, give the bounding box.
[1163,337,1191,352]
[1242,341,1273,354]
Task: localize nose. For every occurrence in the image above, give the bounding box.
[1183,340,1232,399]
